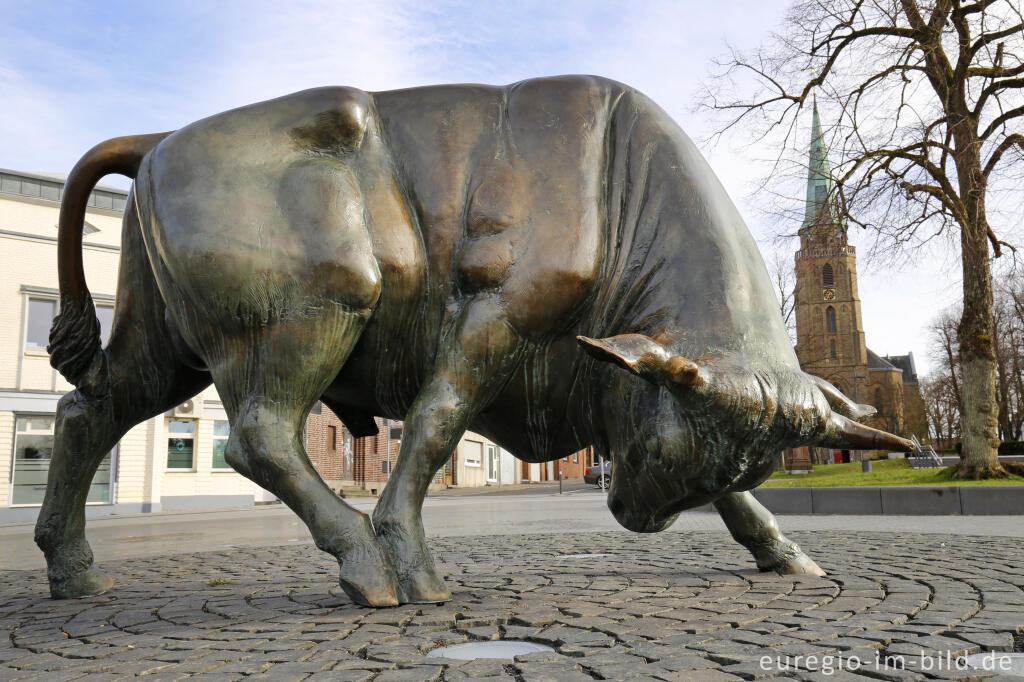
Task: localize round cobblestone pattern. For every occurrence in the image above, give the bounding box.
[2,531,1023,681]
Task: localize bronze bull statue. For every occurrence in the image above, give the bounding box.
[38,76,911,606]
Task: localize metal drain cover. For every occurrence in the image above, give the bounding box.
[427,640,555,660]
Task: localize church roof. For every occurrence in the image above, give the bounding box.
[866,348,900,371]
[882,352,919,385]
[802,100,844,230]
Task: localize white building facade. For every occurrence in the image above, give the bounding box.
[1,168,540,523]
[0,169,276,523]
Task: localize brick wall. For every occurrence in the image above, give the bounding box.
[304,403,353,484]
[305,412,403,491]
[553,446,596,480]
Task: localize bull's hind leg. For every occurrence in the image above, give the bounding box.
[210,310,400,607]
[36,200,210,598]
[374,295,522,603]
[714,491,825,576]
[37,373,208,598]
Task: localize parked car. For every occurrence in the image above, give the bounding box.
[583,460,611,487]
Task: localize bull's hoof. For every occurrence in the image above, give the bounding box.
[373,518,451,604]
[335,531,401,607]
[756,541,826,577]
[397,569,452,604]
[49,564,114,599]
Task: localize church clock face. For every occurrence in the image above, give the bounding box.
[822,287,836,301]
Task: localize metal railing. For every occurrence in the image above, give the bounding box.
[909,434,943,468]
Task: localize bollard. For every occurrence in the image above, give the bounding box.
[862,460,872,473]
[559,471,563,494]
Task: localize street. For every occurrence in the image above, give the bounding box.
[3,483,1022,571]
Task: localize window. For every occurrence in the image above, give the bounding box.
[829,339,837,359]
[327,425,337,453]
[25,298,56,350]
[822,263,834,286]
[825,306,837,333]
[167,420,195,469]
[874,388,884,413]
[212,420,230,469]
[96,304,114,345]
[25,299,114,351]
[463,439,483,467]
[11,416,113,505]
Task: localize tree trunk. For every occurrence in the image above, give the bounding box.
[952,213,1004,479]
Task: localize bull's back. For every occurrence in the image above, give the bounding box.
[372,76,619,334]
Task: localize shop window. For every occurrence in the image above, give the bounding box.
[212,420,230,469]
[12,416,113,505]
[167,420,195,469]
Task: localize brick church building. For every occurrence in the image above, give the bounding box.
[792,104,928,462]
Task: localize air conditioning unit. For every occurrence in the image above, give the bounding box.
[170,398,202,419]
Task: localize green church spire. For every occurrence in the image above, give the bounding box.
[803,98,843,231]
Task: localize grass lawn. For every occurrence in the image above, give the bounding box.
[763,457,1024,487]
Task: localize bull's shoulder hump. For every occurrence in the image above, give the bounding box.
[162,86,375,157]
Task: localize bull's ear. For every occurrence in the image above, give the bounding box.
[577,334,701,386]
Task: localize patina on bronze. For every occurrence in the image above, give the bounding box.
[38,76,913,607]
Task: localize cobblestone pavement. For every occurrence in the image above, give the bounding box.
[2,531,1022,681]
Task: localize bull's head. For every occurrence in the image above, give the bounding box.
[578,333,913,533]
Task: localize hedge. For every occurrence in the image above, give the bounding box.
[953,441,1024,455]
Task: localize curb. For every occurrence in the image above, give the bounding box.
[750,485,1024,515]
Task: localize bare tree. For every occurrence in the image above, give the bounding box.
[701,0,1024,478]
[920,374,961,448]
[993,270,1024,441]
[922,266,1024,454]
[768,247,798,343]
[924,307,963,448]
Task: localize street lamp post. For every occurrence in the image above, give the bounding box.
[386,419,392,480]
[852,369,867,462]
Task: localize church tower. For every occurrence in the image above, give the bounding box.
[793,102,869,399]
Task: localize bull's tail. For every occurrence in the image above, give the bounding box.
[49,132,171,386]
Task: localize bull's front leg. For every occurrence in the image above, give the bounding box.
[713,491,825,576]
[373,296,520,603]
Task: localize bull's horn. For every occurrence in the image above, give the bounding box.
[576,334,702,386]
[822,413,915,452]
[808,374,875,420]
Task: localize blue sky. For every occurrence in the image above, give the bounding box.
[1,0,970,375]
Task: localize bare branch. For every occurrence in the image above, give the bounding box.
[984,132,1024,177]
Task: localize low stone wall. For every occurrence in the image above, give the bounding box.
[750,485,1024,515]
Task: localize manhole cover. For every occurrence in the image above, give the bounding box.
[964,652,1024,677]
[427,640,555,660]
[556,553,614,559]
